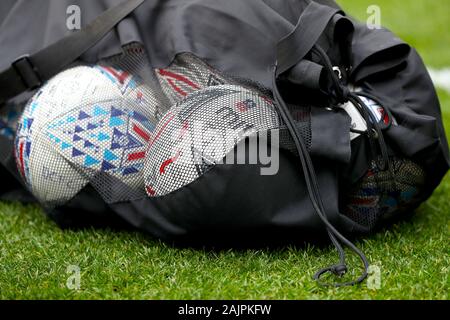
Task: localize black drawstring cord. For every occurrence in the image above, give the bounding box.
[348,94,384,169]
[272,67,369,287]
[312,46,384,169]
[312,44,397,190]
[352,92,398,191]
[348,94,397,194]
[350,95,390,169]
[317,231,347,277]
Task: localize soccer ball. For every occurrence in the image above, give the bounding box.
[156,53,232,105]
[143,85,280,197]
[342,157,426,229]
[15,64,159,205]
[0,100,26,139]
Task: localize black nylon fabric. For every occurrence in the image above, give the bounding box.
[109,140,364,245]
[0,0,293,89]
[0,0,351,90]
[347,21,450,195]
[0,0,448,242]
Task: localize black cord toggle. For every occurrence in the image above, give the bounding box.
[313,264,348,281]
[331,264,348,276]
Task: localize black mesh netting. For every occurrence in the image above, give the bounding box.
[2,43,309,206]
[0,43,426,230]
[342,157,426,229]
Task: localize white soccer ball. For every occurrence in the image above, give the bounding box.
[143,85,280,197]
[156,54,232,105]
[15,64,159,204]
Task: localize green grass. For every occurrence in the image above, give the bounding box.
[0,0,449,300]
[337,0,450,68]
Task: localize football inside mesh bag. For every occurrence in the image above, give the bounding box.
[0,0,448,287]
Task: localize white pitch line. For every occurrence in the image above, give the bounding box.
[428,68,450,94]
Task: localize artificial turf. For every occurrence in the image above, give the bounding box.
[0,0,449,299]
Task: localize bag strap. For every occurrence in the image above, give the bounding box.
[0,0,145,105]
[276,1,341,76]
